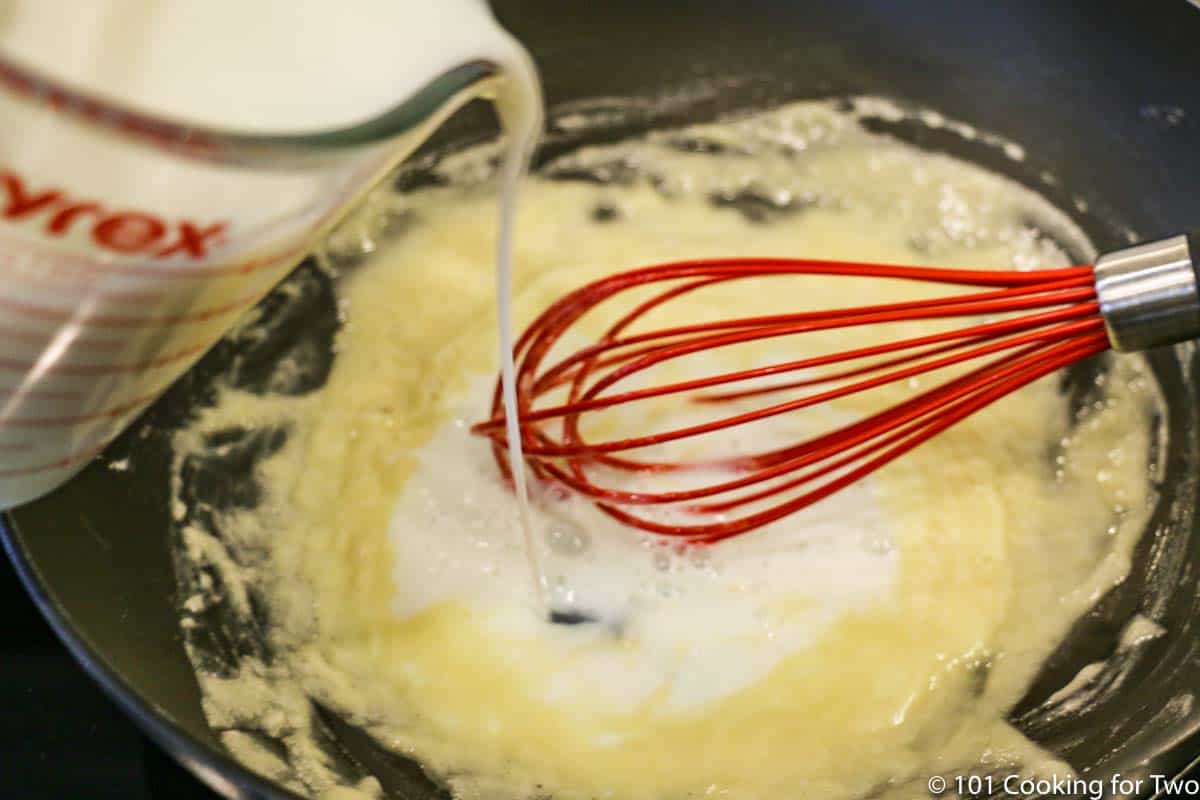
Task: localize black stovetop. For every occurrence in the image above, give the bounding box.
[1,552,221,800]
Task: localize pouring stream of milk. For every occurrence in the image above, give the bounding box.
[490,46,550,609]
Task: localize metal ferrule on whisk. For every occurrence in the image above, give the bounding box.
[1094,233,1200,352]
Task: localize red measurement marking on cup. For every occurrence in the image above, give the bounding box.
[84,239,308,279]
[0,267,278,307]
[0,259,173,303]
[0,339,212,376]
[0,260,253,304]
[95,289,170,303]
[0,385,83,400]
[0,233,313,282]
[0,287,266,327]
[0,56,220,160]
[0,442,109,477]
[0,321,125,350]
[0,317,209,356]
[0,316,208,355]
[86,287,172,303]
[0,391,157,428]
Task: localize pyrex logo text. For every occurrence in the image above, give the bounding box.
[0,169,227,259]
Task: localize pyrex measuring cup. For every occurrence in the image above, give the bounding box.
[0,11,531,508]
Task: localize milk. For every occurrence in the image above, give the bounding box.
[0,1,529,133]
[0,0,543,518]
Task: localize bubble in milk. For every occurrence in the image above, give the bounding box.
[533,480,572,506]
[550,575,577,606]
[863,532,894,555]
[652,550,673,572]
[546,521,590,556]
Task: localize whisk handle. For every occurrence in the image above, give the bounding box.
[1094,233,1200,351]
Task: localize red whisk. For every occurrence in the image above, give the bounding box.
[472,234,1200,543]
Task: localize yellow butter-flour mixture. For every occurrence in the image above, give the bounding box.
[172,100,1162,800]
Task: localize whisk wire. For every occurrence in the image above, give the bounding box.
[472,257,1108,542]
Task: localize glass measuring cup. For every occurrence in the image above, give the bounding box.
[0,50,503,509]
